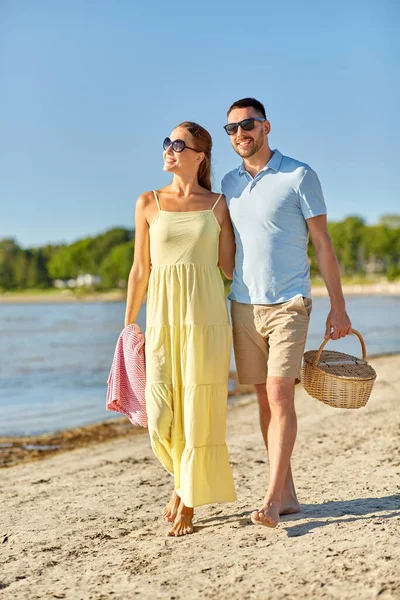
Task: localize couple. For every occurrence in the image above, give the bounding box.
[124,97,352,537]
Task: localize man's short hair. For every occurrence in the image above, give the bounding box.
[227,97,266,119]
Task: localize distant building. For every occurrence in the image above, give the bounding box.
[54,279,67,289]
[53,274,102,288]
[379,215,400,229]
[364,258,385,274]
[75,274,102,287]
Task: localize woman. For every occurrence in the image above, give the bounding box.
[124,121,236,537]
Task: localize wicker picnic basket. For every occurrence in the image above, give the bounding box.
[302,329,376,409]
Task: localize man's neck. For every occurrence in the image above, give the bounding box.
[243,145,274,178]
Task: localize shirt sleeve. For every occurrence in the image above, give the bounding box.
[297,168,327,220]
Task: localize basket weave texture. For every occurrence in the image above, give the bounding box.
[302,329,376,409]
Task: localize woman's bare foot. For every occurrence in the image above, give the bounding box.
[251,500,280,528]
[168,501,194,537]
[162,490,181,523]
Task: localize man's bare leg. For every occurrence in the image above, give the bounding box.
[254,382,300,515]
[162,490,181,522]
[251,377,297,527]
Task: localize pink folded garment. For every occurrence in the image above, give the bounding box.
[106,323,147,427]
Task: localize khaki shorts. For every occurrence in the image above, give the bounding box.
[231,296,312,384]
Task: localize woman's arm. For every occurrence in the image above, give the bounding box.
[216,196,236,280]
[124,194,151,326]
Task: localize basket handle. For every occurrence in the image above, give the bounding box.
[312,329,367,366]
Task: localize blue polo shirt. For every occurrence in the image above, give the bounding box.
[221,149,327,305]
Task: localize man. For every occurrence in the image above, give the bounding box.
[221,97,352,528]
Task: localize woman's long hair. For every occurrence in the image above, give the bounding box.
[178,121,212,191]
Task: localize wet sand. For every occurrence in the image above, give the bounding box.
[0,373,251,469]
[1,354,399,599]
[0,418,145,469]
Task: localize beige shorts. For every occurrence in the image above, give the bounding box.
[231,296,312,384]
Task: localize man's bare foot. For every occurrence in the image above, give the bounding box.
[162,490,181,523]
[168,502,194,537]
[251,500,280,528]
[280,500,300,515]
[279,475,300,515]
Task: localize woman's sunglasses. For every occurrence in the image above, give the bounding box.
[163,137,200,153]
[223,117,266,136]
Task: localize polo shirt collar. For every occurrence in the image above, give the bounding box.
[237,149,283,177]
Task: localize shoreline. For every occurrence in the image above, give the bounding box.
[0,417,148,469]
[1,282,400,304]
[1,354,396,469]
[0,369,255,469]
[0,397,254,470]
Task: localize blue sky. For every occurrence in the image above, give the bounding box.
[1,0,399,248]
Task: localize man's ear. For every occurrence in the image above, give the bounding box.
[264,120,271,136]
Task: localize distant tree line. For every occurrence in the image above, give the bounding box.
[1,216,399,291]
[0,228,134,291]
[308,215,400,281]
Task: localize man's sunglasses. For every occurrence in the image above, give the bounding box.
[163,137,200,153]
[223,117,266,136]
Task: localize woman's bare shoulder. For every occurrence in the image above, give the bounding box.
[213,192,228,208]
[136,190,157,210]
[213,193,230,222]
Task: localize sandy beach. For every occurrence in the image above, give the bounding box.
[1,354,399,600]
[1,282,400,304]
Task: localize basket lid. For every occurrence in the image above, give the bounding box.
[303,349,376,380]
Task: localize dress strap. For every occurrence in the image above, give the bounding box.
[153,190,161,211]
[212,193,223,211]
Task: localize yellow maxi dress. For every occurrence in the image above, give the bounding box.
[145,191,237,508]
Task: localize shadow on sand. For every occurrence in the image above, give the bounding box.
[282,494,400,537]
[195,494,400,536]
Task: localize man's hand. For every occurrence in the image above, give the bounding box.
[325,309,352,340]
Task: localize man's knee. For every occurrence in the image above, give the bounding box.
[266,376,296,412]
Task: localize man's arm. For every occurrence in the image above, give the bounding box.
[307,214,352,340]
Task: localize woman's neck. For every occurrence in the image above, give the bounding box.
[170,174,203,197]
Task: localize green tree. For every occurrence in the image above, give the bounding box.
[25,249,51,288]
[47,245,76,280]
[13,251,29,288]
[47,237,95,280]
[328,217,366,274]
[0,239,20,290]
[90,228,133,274]
[99,240,134,288]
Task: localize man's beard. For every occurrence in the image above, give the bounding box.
[235,131,264,158]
